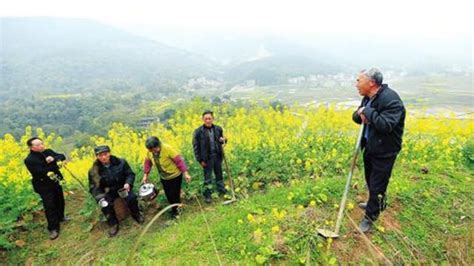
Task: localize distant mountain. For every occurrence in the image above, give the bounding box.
[1,18,470,101]
[139,33,344,85]
[0,17,218,98]
[127,29,338,66]
[224,55,340,86]
[129,27,472,74]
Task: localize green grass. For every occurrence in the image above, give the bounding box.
[1,164,472,265]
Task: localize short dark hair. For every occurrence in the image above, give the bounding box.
[202,110,214,117]
[145,136,161,149]
[26,137,42,147]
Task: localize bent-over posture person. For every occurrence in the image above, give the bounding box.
[143,136,192,219]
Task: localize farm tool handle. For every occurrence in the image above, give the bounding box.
[62,163,87,191]
[333,124,365,235]
[222,145,236,201]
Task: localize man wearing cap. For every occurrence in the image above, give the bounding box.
[192,110,228,203]
[88,145,143,237]
[24,137,69,240]
[352,68,405,233]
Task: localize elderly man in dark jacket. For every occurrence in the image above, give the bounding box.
[193,110,228,203]
[88,145,143,237]
[24,137,69,240]
[352,68,405,233]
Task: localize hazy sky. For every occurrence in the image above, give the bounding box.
[1,0,473,36]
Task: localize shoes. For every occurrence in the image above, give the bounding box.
[109,224,119,237]
[134,213,145,224]
[60,216,71,222]
[218,189,228,197]
[164,219,177,227]
[204,196,212,204]
[359,217,373,233]
[49,230,59,240]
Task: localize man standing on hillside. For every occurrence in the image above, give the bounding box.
[24,137,69,240]
[193,110,228,203]
[352,68,406,233]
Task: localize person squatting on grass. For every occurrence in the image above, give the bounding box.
[192,110,228,204]
[88,145,144,237]
[352,68,406,233]
[24,137,69,240]
[142,136,192,219]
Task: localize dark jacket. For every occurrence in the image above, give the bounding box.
[192,124,225,163]
[88,155,135,200]
[24,149,66,192]
[352,84,406,157]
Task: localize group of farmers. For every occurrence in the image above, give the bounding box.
[24,68,405,240]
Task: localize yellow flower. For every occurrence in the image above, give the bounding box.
[3,98,471,247]
[253,228,263,243]
[255,254,267,264]
[347,202,354,210]
[272,209,287,220]
[252,182,261,190]
[247,214,255,223]
[287,192,294,201]
[271,225,280,234]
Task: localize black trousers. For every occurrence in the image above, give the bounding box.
[101,191,140,226]
[161,174,183,216]
[203,154,226,197]
[363,151,398,221]
[35,182,65,231]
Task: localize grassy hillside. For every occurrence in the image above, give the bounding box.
[2,166,472,264]
[0,100,472,264]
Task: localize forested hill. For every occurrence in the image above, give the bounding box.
[0,17,218,98]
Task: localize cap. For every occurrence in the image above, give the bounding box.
[94,145,111,155]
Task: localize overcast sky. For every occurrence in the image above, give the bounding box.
[1,0,473,36]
